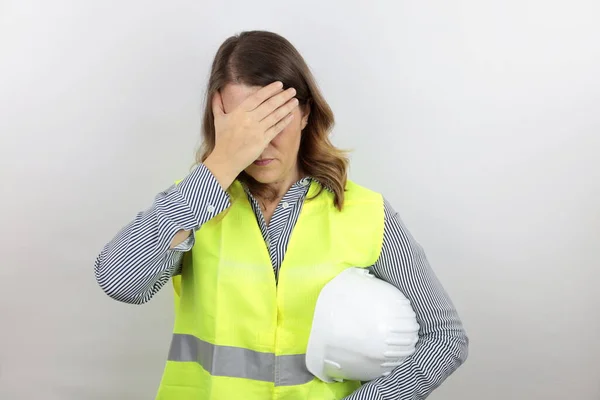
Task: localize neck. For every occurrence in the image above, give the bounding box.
[270,173,301,198]
[258,165,303,206]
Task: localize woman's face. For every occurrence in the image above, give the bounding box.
[219,83,309,187]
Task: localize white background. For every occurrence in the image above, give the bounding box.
[1,0,599,399]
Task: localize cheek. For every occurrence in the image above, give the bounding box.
[270,124,301,154]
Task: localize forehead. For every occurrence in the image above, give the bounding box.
[220,83,261,113]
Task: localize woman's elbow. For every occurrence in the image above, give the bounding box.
[456,327,469,366]
[94,256,149,305]
[428,326,469,377]
[95,273,146,305]
[446,326,469,373]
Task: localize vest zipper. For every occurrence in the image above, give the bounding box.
[274,269,282,392]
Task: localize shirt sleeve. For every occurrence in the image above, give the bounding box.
[94,163,231,304]
[344,198,469,400]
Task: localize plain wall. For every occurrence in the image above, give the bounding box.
[1,0,599,399]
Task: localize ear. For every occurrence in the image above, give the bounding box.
[301,104,311,130]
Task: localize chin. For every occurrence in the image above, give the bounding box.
[245,165,282,184]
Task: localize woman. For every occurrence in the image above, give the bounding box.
[95,30,468,400]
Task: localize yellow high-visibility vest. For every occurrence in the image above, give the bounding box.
[156,179,384,400]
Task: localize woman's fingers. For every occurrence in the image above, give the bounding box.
[254,87,297,121]
[209,81,301,176]
[241,81,285,112]
[261,97,299,131]
[264,112,295,143]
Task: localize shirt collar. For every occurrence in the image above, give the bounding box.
[241,176,318,199]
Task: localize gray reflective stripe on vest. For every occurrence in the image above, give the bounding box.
[168,334,314,386]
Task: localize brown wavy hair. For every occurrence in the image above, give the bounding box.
[196,30,349,210]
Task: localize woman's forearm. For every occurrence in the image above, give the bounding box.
[94,163,231,304]
[345,198,468,400]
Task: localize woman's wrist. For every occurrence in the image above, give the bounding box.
[203,153,239,191]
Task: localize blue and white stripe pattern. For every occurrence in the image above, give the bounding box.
[94,163,468,400]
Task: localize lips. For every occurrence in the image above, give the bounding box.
[253,159,274,166]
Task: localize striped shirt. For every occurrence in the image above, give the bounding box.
[94,163,468,400]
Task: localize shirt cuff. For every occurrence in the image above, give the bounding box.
[170,230,195,252]
[170,163,232,229]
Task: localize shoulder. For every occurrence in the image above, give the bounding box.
[344,179,383,204]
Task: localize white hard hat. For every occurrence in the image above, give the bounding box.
[306,268,420,383]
